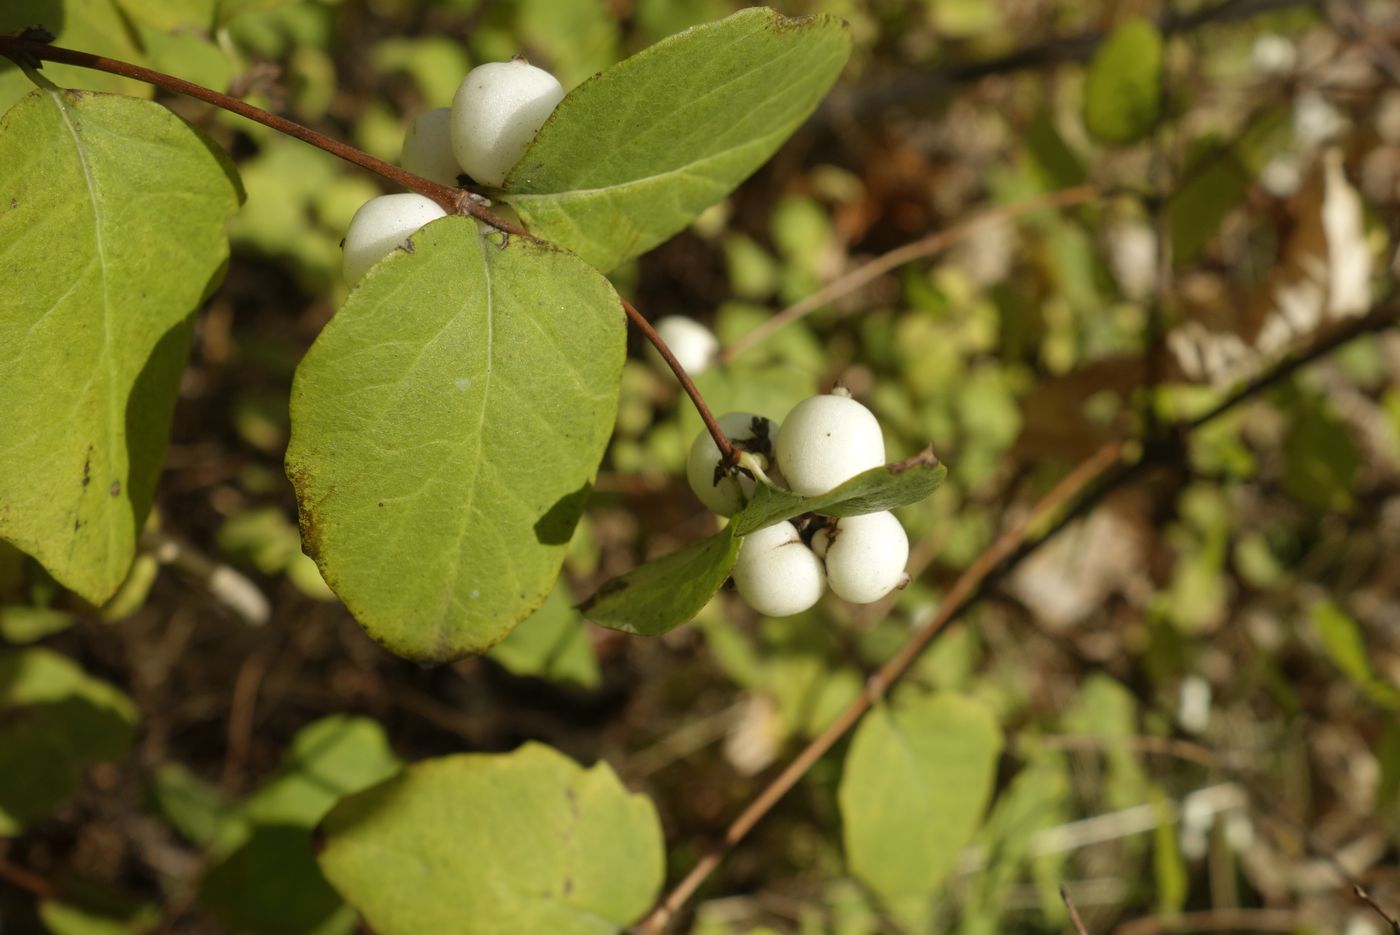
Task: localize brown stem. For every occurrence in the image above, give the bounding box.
[633,303,1400,934]
[0,34,530,237]
[622,298,733,462]
[1062,884,1091,935]
[1355,884,1400,934]
[719,185,1099,364]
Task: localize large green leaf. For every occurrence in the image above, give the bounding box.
[286,219,625,661]
[731,447,947,536]
[580,525,738,636]
[0,647,138,833]
[501,8,851,271]
[1082,18,1163,145]
[839,690,1002,920]
[198,717,403,935]
[318,743,665,935]
[0,88,240,603]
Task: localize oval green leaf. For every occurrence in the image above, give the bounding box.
[285,219,625,661]
[501,7,851,271]
[0,647,138,833]
[1083,18,1163,145]
[580,525,738,636]
[731,447,947,537]
[839,690,1002,913]
[317,743,665,935]
[0,88,240,603]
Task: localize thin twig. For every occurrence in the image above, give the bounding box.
[633,304,1400,934]
[1355,884,1400,934]
[623,298,734,461]
[1062,884,1091,935]
[0,35,528,235]
[0,856,58,900]
[720,185,1099,363]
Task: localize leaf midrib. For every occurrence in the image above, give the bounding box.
[48,89,119,577]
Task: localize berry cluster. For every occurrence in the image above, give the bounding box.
[687,390,911,617]
[341,59,565,284]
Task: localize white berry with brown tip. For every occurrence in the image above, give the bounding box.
[732,522,826,617]
[811,511,909,604]
[342,193,448,285]
[450,60,565,187]
[774,392,886,496]
[686,412,778,516]
[401,107,462,188]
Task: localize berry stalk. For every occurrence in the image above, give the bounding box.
[622,298,734,462]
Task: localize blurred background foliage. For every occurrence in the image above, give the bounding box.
[1,0,1399,932]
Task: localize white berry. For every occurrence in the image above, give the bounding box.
[648,316,719,377]
[811,511,909,604]
[401,107,462,188]
[732,522,825,617]
[687,412,778,516]
[342,193,448,285]
[450,60,564,187]
[774,392,886,496]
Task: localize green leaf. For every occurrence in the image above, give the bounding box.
[0,88,240,603]
[199,717,402,935]
[502,8,851,271]
[489,581,601,689]
[286,219,625,661]
[318,743,665,935]
[39,892,158,935]
[201,825,356,935]
[839,691,1002,916]
[150,763,241,851]
[580,525,739,636]
[731,447,947,537]
[0,605,75,643]
[1166,139,1249,265]
[0,2,154,113]
[0,647,138,833]
[1082,18,1163,145]
[1311,601,1400,709]
[242,715,403,827]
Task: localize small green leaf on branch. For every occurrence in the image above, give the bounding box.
[731,446,946,537]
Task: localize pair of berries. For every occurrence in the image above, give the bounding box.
[688,392,911,617]
[342,59,564,284]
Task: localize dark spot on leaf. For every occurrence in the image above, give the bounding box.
[337,237,345,249]
[81,454,90,487]
[562,878,573,896]
[73,519,81,531]
[377,501,384,508]
[7,198,16,210]
[109,481,121,497]
[399,238,415,255]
